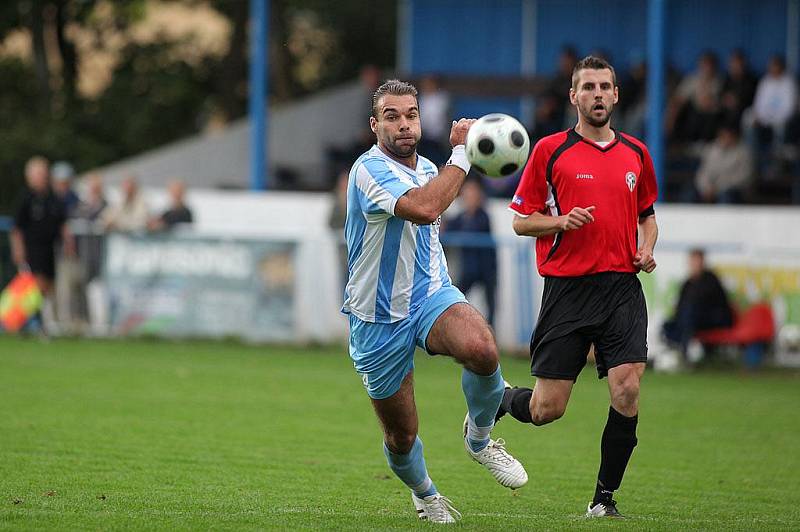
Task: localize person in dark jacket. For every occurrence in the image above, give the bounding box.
[662,248,733,359]
[445,178,497,326]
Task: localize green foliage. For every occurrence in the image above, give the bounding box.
[1,336,799,530]
[0,0,397,214]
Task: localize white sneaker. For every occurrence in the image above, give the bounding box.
[463,413,528,489]
[411,492,461,523]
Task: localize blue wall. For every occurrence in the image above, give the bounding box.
[410,0,789,75]
[408,0,793,104]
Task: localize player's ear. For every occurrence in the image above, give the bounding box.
[369,116,378,133]
[613,86,619,104]
[569,88,577,105]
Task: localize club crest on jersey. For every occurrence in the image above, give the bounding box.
[625,171,637,191]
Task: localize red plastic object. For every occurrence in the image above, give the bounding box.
[694,303,775,345]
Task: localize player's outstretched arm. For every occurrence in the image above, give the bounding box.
[395,119,475,225]
[512,206,596,237]
[633,214,658,273]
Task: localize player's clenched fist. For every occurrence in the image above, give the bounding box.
[559,205,596,232]
[633,247,657,273]
[449,118,476,147]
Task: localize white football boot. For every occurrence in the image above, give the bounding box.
[411,492,461,523]
[463,412,529,489]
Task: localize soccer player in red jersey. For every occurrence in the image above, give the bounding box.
[499,56,659,518]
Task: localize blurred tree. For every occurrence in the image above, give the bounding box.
[0,0,397,214]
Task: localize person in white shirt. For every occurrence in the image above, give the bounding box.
[752,55,798,143]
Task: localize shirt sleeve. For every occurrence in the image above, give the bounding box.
[637,144,658,217]
[354,158,415,216]
[509,140,550,217]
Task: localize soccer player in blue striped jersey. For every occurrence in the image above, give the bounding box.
[342,80,528,523]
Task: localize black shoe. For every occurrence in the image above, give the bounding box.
[586,500,624,518]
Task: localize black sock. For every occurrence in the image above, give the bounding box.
[496,387,533,423]
[594,406,638,504]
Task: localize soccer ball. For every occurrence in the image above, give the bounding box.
[466,113,530,177]
[778,324,800,353]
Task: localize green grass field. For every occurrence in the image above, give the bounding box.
[1,336,799,530]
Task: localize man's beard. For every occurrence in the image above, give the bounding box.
[580,102,614,128]
[385,136,419,158]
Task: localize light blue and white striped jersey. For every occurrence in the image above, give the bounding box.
[341,145,452,323]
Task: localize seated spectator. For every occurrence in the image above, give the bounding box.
[417,75,451,165]
[148,180,193,231]
[693,124,753,203]
[530,94,563,143]
[547,45,578,129]
[751,55,798,148]
[667,52,723,142]
[618,58,647,138]
[444,179,497,326]
[662,248,733,362]
[721,49,757,126]
[101,175,149,233]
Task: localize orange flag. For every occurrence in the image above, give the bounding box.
[0,272,43,332]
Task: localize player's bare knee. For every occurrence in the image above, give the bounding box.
[464,337,498,374]
[612,377,640,411]
[385,430,417,454]
[531,402,565,426]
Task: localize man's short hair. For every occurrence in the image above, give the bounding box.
[571,55,617,89]
[371,79,418,118]
[689,247,706,260]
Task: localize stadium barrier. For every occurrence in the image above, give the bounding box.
[1,192,799,367]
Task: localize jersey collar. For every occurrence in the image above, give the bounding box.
[570,127,620,152]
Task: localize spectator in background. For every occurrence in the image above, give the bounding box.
[148,180,193,231]
[51,161,80,218]
[667,51,723,142]
[72,173,107,284]
[101,175,149,233]
[9,156,75,332]
[417,75,451,165]
[693,124,753,203]
[530,94,563,143]
[721,49,758,125]
[618,58,647,138]
[327,170,349,292]
[74,173,108,222]
[662,248,733,362]
[444,179,497,327]
[50,161,84,331]
[751,55,798,149]
[547,45,578,128]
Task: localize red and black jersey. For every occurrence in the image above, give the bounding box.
[509,128,658,278]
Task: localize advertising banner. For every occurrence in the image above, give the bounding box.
[104,234,296,342]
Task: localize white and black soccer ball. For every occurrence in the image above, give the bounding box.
[466,113,530,178]
[778,323,800,352]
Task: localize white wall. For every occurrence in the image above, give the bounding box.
[134,188,800,356]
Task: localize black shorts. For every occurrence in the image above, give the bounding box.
[530,272,648,381]
[27,244,56,280]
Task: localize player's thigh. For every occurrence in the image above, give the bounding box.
[371,371,419,452]
[349,316,416,401]
[594,287,648,379]
[424,302,497,371]
[531,331,593,381]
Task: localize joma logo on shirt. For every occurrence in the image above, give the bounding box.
[576,173,594,179]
